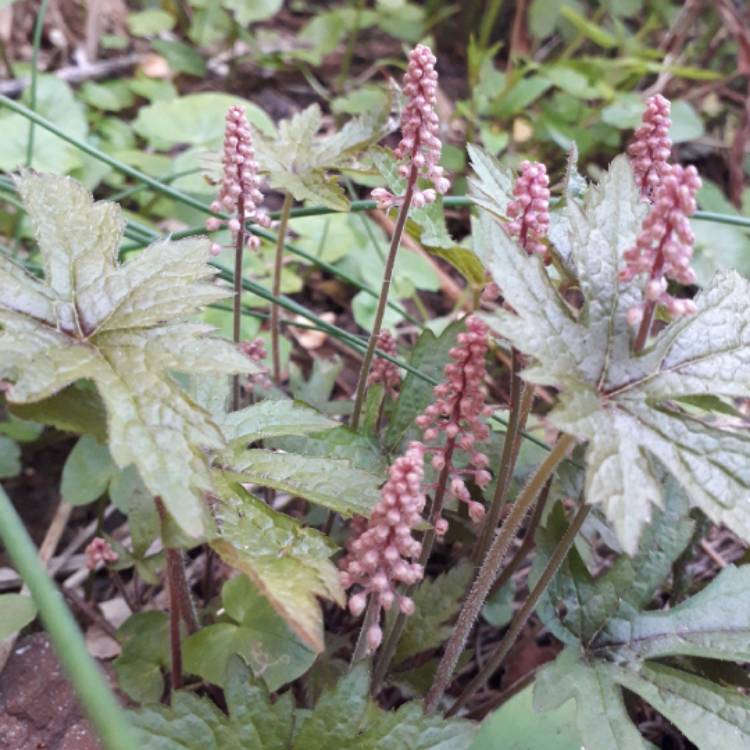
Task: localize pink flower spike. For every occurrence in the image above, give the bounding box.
[207,105,271,251]
[507,161,550,259]
[371,44,449,210]
[417,316,491,531]
[85,537,118,571]
[621,164,701,328]
[628,94,672,198]
[339,442,427,653]
[366,330,402,398]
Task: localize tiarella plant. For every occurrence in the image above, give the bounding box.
[2,38,750,750]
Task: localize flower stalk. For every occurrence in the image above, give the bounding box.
[351,168,417,429]
[424,433,577,714]
[447,499,590,717]
[351,43,449,429]
[207,105,269,408]
[473,352,534,564]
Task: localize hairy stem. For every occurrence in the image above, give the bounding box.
[232,200,246,411]
[351,165,418,429]
[271,192,294,384]
[447,500,590,716]
[487,479,551,599]
[473,351,534,564]
[424,433,576,714]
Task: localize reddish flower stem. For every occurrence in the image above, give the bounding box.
[351,164,418,429]
[424,433,576,714]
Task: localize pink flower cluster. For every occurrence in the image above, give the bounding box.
[621,164,701,322]
[628,95,672,198]
[339,442,426,653]
[85,537,117,571]
[372,44,450,211]
[366,330,401,398]
[240,337,272,391]
[507,161,550,258]
[206,105,270,256]
[416,316,492,531]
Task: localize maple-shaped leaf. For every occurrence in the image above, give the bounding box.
[473,152,750,554]
[0,172,252,538]
[210,474,344,653]
[253,103,390,210]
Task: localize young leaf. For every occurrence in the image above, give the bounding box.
[210,477,344,653]
[0,172,253,538]
[293,664,477,750]
[132,659,476,750]
[131,658,295,749]
[61,434,116,506]
[183,574,316,691]
[0,593,37,640]
[222,449,381,518]
[602,564,750,663]
[0,435,21,478]
[475,156,750,553]
[253,103,389,211]
[221,399,338,446]
[113,611,169,704]
[390,560,474,665]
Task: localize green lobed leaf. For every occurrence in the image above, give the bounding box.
[222,449,381,518]
[467,144,514,220]
[473,682,582,750]
[611,662,750,750]
[210,477,344,653]
[0,172,254,538]
[183,574,316,691]
[535,472,694,644]
[132,657,295,749]
[600,565,750,663]
[534,649,653,749]
[220,398,338,446]
[9,381,107,440]
[254,103,389,211]
[132,658,475,749]
[475,155,750,553]
[269,426,387,475]
[60,434,117,506]
[133,93,275,149]
[113,611,169,704]
[293,664,477,750]
[0,593,37,640]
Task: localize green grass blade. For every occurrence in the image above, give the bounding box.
[26,0,50,167]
